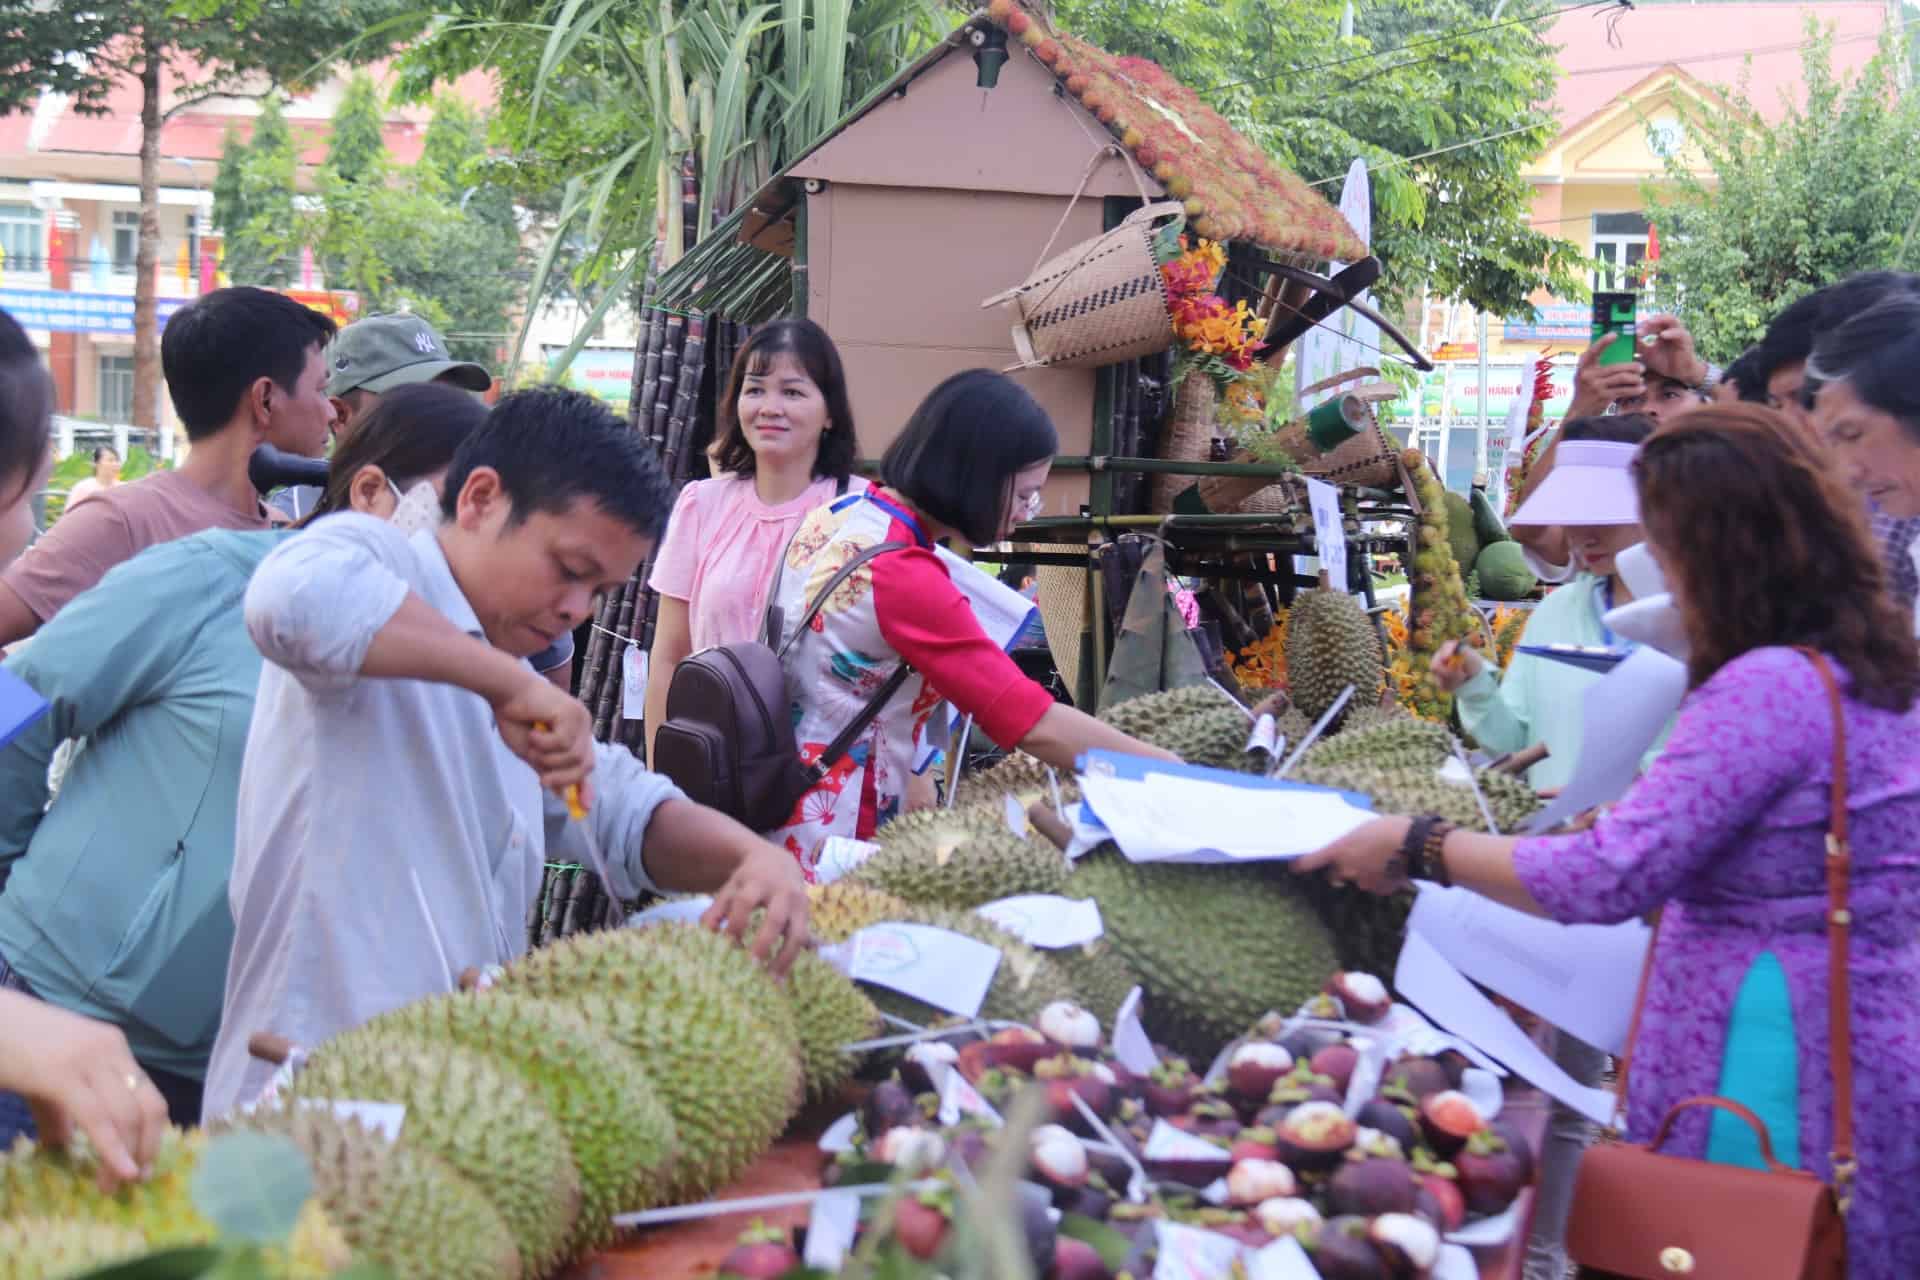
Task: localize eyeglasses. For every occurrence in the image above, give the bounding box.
[1017,490,1044,520]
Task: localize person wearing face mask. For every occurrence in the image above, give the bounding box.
[644,319,865,761]
[766,370,1174,875]
[1806,295,1920,635]
[0,382,488,1140]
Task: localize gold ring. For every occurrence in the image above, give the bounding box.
[124,1072,141,1092]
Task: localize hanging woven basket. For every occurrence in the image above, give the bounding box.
[1150,372,1219,513]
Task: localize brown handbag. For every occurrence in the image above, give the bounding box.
[1565,647,1855,1279]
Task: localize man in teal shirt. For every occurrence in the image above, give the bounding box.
[0,528,286,1125]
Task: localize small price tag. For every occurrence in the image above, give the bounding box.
[1248,1235,1322,1280]
[1003,792,1029,840]
[1152,1220,1245,1280]
[1244,713,1279,756]
[1305,476,1347,590]
[621,645,647,721]
[844,923,1001,1017]
[803,1189,861,1271]
[817,1112,859,1153]
[1112,986,1159,1074]
[815,836,882,885]
[1143,1119,1234,1165]
[300,1098,405,1143]
[1343,1034,1389,1117]
[975,895,1104,949]
[937,1065,1003,1126]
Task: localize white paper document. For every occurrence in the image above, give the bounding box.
[1143,1119,1236,1165]
[1112,986,1159,1075]
[1411,884,1650,1055]
[826,922,1002,1018]
[814,836,882,885]
[1003,792,1029,839]
[1393,931,1619,1126]
[937,1063,1003,1126]
[804,1189,860,1270]
[1526,645,1687,833]
[936,545,1040,652]
[1304,477,1348,589]
[1154,1221,1246,1280]
[1248,1236,1321,1280]
[1078,767,1376,862]
[975,894,1104,949]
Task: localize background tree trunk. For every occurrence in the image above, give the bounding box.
[133,36,164,432]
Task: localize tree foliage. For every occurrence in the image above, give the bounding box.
[212,98,299,287]
[1645,29,1920,362]
[326,72,388,185]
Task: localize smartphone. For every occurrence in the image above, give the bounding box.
[1591,291,1638,366]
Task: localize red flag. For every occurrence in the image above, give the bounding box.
[1645,223,1660,262]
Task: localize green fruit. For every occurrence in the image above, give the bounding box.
[288,1031,581,1275]
[1052,936,1145,1027]
[1284,589,1385,722]
[1097,685,1239,740]
[1443,490,1481,571]
[227,1104,522,1280]
[0,1218,149,1280]
[1098,686,1264,771]
[1469,487,1511,548]
[1303,715,1459,772]
[361,992,678,1252]
[857,816,1069,908]
[949,753,1074,811]
[1290,760,1541,833]
[497,929,805,1202]
[1063,851,1340,1062]
[1473,541,1537,602]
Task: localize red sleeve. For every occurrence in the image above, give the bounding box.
[871,546,1053,748]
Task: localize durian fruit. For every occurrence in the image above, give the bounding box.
[1329,702,1414,736]
[872,803,1011,845]
[1097,685,1264,772]
[856,816,1069,908]
[1284,589,1385,722]
[227,1105,522,1280]
[1290,760,1542,833]
[1301,714,1459,772]
[1293,876,1417,981]
[288,1031,581,1276]
[949,752,1079,811]
[498,932,805,1202]
[785,949,885,1100]
[807,882,1079,1025]
[1051,935,1146,1027]
[1096,684,1238,741]
[0,1217,150,1280]
[361,991,678,1252]
[0,1128,348,1277]
[1062,851,1340,1062]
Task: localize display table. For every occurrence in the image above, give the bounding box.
[576,1091,1549,1278]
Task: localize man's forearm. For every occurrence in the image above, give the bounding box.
[360,593,529,704]
[636,798,770,894]
[0,582,41,650]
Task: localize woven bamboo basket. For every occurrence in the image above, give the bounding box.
[1195,465,1298,515]
[1295,369,1404,490]
[1150,372,1219,513]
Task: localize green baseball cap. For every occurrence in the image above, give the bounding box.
[325,313,492,397]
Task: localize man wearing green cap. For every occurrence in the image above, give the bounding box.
[266,312,490,523]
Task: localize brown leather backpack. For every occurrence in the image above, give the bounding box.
[651,540,911,833]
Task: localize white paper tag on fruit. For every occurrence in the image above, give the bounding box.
[1342,1034,1390,1117]
[621,645,647,721]
[627,895,713,928]
[975,895,1104,949]
[804,1189,861,1270]
[1112,986,1158,1074]
[1143,1119,1233,1165]
[1305,476,1347,589]
[1461,1068,1504,1120]
[1003,792,1029,839]
[1433,1243,1478,1280]
[839,923,1000,1017]
[1245,713,1279,756]
[815,836,882,885]
[1248,1235,1322,1280]
[1447,1188,1530,1247]
[1152,1220,1246,1280]
[817,1112,859,1153]
[300,1098,405,1143]
[937,1065,1003,1127]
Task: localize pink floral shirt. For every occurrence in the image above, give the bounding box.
[648,473,864,652]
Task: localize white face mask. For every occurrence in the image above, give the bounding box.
[386,478,443,537]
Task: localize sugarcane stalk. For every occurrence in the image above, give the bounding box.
[651,313,686,447]
[662,313,709,485]
[593,577,642,740]
[635,306,668,438]
[542,865,574,943]
[527,867,554,948]
[681,152,700,254]
[558,860,598,938]
[576,583,626,714]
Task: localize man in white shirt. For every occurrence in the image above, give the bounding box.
[203,387,809,1119]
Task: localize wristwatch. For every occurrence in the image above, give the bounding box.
[1690,361,1722,392]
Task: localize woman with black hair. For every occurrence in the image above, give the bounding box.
[645,318,866,758]
[766,369,1171,874]
[0,307,54,567]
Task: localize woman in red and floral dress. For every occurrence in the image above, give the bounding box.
[768,370,1173,876]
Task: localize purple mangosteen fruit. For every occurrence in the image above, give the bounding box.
[862,1079,921,1136]
[716,1221,799,1280]
[1310,1042,1361,1096]
[1326,972,1392,1024]
[1273,1100,1358,1173]
[1417,1173,1466,1232]
[1327,1156,1420,1217]
[1369,1212,1442,1277]
[984,1026,1053,1074]
[1309,1216,1391,1280]
[1455,1127,1530,1216]
[1051,1235,1113,1280]
[1416,1090,1486,1160]
[1383,1056,1453,1102]
[1355,1098,1419,1152]
[899,1041,959,1095]
[1142,1059,1200,1117]
[1225,1157,1298,1207]
[1227,1042,1295,1103]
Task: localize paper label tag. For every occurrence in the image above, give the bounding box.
[1143,1119,1234,1165]
[621,645,647,721]
[1342,1034,1389,1117]
[1245,713,1279,756]
[300,1098,405,1142]
[1112,986,1159,1074]
[1003,792,1029,840]
[975,895,1104,949]
[1305,476,1347,589]
[817,1112,859,1153]
[1152,1220,1245,1280]
[843,923,1001,1017]
[815,836,882,885]
[1248,1235,1321,1280]
[1446,1188,1529,1247]
[803,1189,861,1270]
[1434,1243,1479,1280]
[937,1064,1003,1126]
[627,895,713,928]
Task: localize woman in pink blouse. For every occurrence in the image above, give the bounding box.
[644,319,865,761]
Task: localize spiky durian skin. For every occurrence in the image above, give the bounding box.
[1284,589,1385,722]
[855,821,1069,909]
[1289,760,1542,833]
[288,1031,580,1277]
[496,929,804,1203]
[949,752,1059,810]
[1051,935,1145,1027]
[1061,850,1340,1062]
[784,949,884,1100]
[0,1128,347,1278]
[0,1217,149,1280]
[1301,715,1459,772]
[361,992,677,1253]
[1096,685,1238,740]
[226,1105,521,1280]
[1096,686,1265,772]
[806,882,1079,1026]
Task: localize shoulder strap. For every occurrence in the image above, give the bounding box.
[1796,646,1856,1209]
[772,539,909,659]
